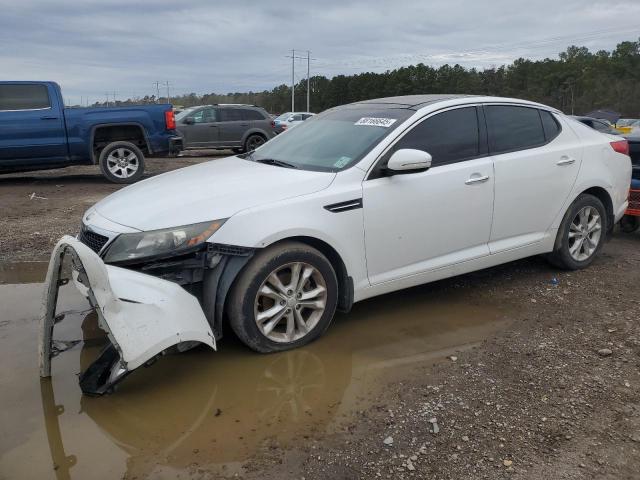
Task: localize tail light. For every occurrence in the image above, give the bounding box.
[165,110,176,130]
[270,120,275,129]
[610,139,629,156]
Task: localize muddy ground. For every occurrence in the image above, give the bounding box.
[0,157,639,479]
[0,152,226,262]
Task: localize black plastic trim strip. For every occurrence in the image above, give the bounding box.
[324,198,363,213]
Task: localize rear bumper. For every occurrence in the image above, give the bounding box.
[168,136,184,155]
[39,236,215,395]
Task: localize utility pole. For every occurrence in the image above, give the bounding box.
[154,81,161,103]
[165,81,171,105]
[105,92,110,107]
[306,50,310,112]
[286,50,313,112]
[291,49,295,112]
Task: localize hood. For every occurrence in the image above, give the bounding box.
[94,157,335,231]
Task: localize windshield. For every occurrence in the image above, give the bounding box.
[248,106,413,171]
[275,112,293,121]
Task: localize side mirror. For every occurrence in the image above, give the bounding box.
[385,149,432,174]
[183,117,195,125]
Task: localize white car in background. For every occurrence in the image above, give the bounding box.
[274,111,315,133]
[41,95,632,394]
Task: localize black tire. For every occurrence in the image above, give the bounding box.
[244,134,266,152]
[227,241,338,353]
[620,215,640,233]
[98,141,145,184]
[547,193,607,270]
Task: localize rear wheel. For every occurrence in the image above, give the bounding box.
[547,194,607,270]
[227,242,338,353]
[98,141,145,184]
[620,215,640,233]
[244,134,266,152]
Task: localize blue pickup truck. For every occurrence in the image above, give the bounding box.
[0,81,182,183]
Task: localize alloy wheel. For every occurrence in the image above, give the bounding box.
[568,206,602,261]
[254,262,327,343]
[106,148,139,179]
[247,136,265,151]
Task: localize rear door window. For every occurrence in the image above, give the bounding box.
[485,105,545,154]
[220,108,243,122]
[0,84,51,110]
[393,106,480,166]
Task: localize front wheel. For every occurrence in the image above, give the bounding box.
[227,242,338,353]
[98,141,145,184]
[547,193,607,270]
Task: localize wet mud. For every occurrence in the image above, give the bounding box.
[0,261,509,479]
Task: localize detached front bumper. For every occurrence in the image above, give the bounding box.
[39,236,216,395]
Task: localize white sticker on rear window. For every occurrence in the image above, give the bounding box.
[354,117,397,128]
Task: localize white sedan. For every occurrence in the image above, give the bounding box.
[40,95,632,394]
[274,111,315,132]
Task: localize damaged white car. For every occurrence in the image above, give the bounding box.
[40,95,631,394]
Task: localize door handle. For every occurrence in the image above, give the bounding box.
[465,174,490,185]
[240,123,249,127]
[40,116,59,120]
[557,156,576,166]
[209,125,218,128]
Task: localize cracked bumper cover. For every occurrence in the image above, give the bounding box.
[39,236,216,395]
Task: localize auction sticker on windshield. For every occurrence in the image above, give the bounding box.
[354,117,397,127]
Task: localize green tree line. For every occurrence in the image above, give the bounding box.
[97,39,640,117]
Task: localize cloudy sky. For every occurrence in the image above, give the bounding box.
[1,0,638,104]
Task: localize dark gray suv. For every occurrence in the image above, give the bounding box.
[176,104,276,153]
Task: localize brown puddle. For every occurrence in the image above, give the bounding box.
[0,261,510,479]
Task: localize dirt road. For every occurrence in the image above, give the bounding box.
[0,153,223,262]
[0,157,638,479]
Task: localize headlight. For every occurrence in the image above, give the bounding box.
[103,220,226,263]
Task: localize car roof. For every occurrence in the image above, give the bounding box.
[351,94,474,109]
[346,94,559,112]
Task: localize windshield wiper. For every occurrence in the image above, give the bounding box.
[254,158,300,169]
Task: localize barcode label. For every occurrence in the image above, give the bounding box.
[354,117,397,127]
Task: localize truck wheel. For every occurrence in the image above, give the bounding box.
[98,141,145,184]
[227,241,338,353]
[620,215,640,233]
[547,194,607,270]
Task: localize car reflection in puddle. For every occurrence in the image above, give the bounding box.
[1,261,508,479]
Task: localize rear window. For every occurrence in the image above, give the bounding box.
[486,105,545,154]
[242,109,266,121]
[0,84,51,110]
[540,110,561,141]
